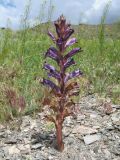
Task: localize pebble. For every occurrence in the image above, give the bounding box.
[83,134,101,145]
[8,145,20,155]
[72,125,98,135]
[31,143,43,150]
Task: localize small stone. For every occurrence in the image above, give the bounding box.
[77,114,85,122]
[30,120,37,129]
[0,124,5,129]
[83,134,101,145]
[40,133,49,140]
[112,104,120,109]
[8,145,20,155]
[65,137,75,145]
[48,155,54,160]
[105,122,114,130]
[63,127,71,137]
[31,143,43,150]
[93,146,99,154]
[72,125,98,135]
[90,113,98,118]
[0,132,6,138]
[103,149,111,158]
[93,126,100,129]
[18,144,30,153]
[5,139,17,144]
[111,112,120,124]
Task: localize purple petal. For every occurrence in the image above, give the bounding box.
[41,78,60,93]
[64,69,83,83]
[45,47,59,62]
[44,63,61,80]
[48,31,56,42]
[65,38,77,48]
[64,48,81,60]
[56,38,64,51]
[54,23,61,37]
[64,58,76,70]
[64,29,74,41]
[48,72,61,80]
[44,63,55,71]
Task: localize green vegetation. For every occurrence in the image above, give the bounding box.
[0,1,120,122]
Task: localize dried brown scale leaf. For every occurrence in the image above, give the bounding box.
[63,108,73,119]
[5,89,17,108]
[5,89,26,112]
[44,115,56,124]
[65,81,79,94]
[42,97,51,106]
[17,96,26,112]
[65,100,75,108]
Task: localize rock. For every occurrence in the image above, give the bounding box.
[0,124,5,130]
[63,127,71,137]
[65,137,74,145]
[72,125,98,135]
[8,145,20,155]
[31,143,43,150]
[92,126,100,129]
[112,104,120,109]
[30,120,37,129]
[103,149,111,159]
[39,133,49,140]
[5,138,17,144]
[111,112,120,124]
[48,155,54,160]
[83,134,101,145]
[17,144,30,154]
[0,132,6,138]
[90,113,98,119]
[76,114,85,122]
[106,122,115,130]
[64,116,73,127]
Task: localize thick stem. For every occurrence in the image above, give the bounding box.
[56,120,64,152]
[56,41,65,152]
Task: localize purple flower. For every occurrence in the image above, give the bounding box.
[54,16,66,38]
[48,72,61,80]
[44,63,55,71]
[45,47,59,63]
[64,48,81,60]
[64,69,83,83]
[56,38,64,51]
[65,38,77,48]
[64,29,74,41]
[54,23,61,37]
[41,78,60,93]
[48,31,56,42]
[44,63,61,80]
[64,58,76,70]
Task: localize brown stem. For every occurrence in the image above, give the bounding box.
[56,120,64,152]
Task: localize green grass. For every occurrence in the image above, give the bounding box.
[0,25,119,122]
[0,1,120,122]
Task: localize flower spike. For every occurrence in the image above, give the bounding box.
[41,15,83,152]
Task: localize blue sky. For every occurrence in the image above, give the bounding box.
[0,0,120,29]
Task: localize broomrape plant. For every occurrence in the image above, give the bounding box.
[41,15,82,151]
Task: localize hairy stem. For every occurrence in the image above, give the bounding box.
[56,118,64,151]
